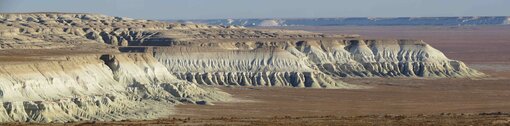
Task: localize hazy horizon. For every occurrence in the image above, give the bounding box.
[1,0,509,20]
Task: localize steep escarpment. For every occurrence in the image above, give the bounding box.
[0,54,229,122]
[293,39,483,77]
[152,39,482,85]
[101,53,229,102]
[154,47,351,88]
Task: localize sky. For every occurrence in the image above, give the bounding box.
[0,0,509,20]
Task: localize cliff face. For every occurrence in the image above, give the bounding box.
[101,53,229,102]
[0,13,484,122]
[154,47,351,88]
[295,39,482,77]
[151,39,482,89]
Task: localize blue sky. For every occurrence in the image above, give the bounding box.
[0,0,509,20]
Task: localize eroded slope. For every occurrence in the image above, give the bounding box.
[0,53,229,122]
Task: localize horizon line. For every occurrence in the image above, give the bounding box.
[0,11,508,21]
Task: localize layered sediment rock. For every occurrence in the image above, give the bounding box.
[101,53,229,102]
[155,47,350,88]
[153,39,482,84]
[293,39,483,77]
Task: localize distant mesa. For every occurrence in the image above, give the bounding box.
[168,16,510,27]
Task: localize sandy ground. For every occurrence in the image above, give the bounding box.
[173,77,510,118]
[6,26,510,125]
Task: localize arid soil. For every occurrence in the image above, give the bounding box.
[8,113,508,126]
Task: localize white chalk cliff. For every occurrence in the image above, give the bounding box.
[0,13,484,123]
[0,54,229,122]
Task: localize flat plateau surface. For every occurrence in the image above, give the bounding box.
[7,26,510,125]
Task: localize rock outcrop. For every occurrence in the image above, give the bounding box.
[150,39,482,88]
[0,13,484,122]
[154,47,351,88]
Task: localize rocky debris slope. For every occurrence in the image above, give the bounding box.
[0,13,224,49]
